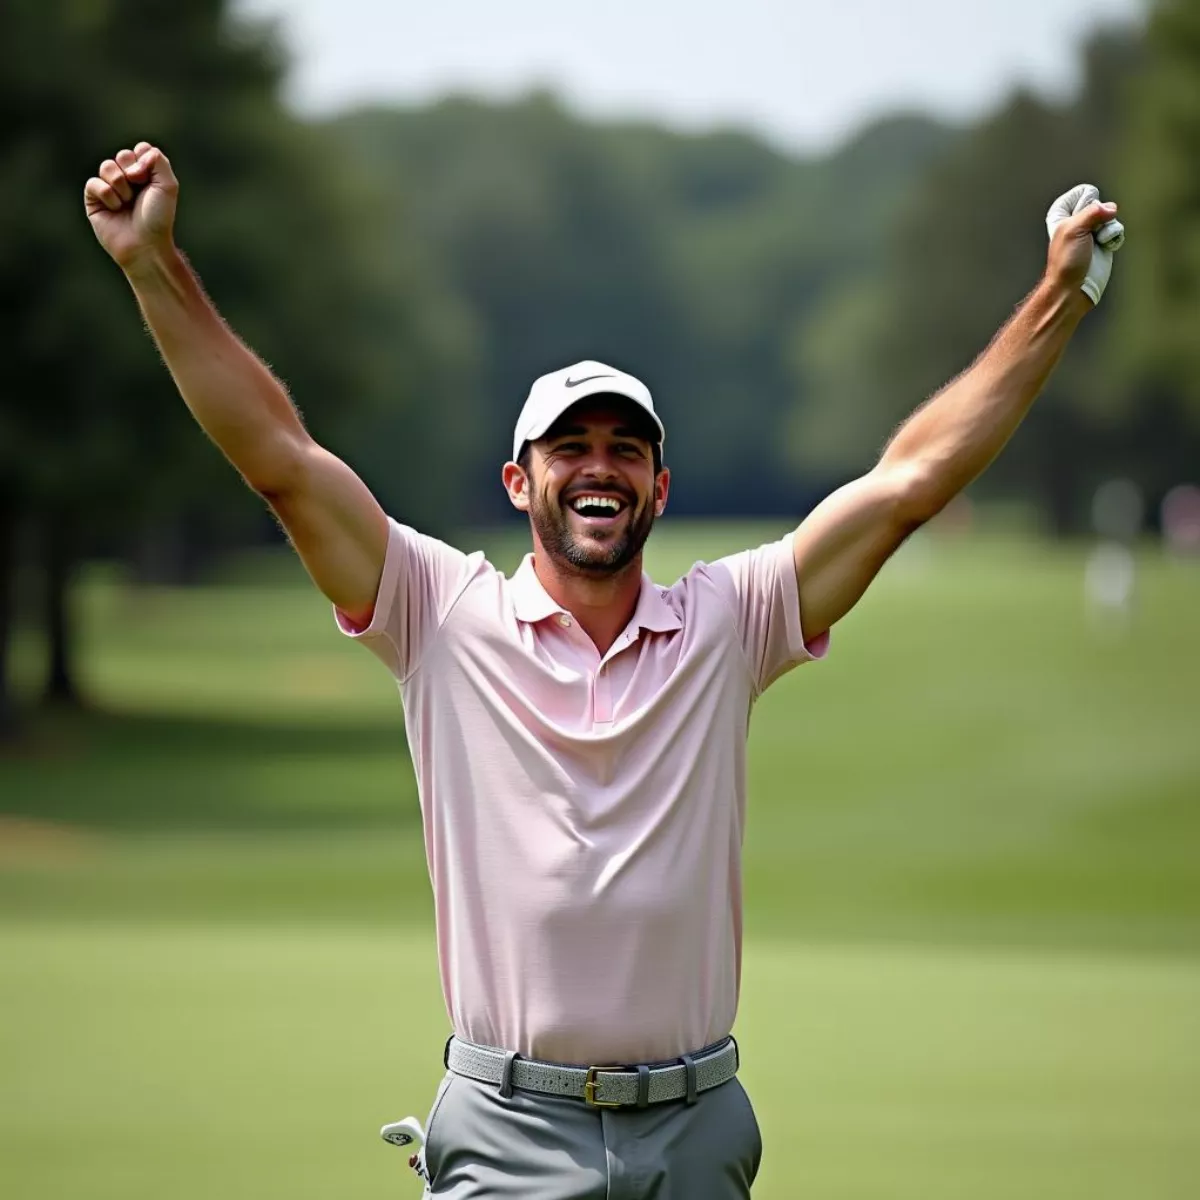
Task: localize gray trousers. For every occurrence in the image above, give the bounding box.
[419,1068,762,1198]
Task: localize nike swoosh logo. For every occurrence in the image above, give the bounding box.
[564,374,613,388]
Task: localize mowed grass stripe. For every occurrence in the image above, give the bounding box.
[3,923,1198,1200]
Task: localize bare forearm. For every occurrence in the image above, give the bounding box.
[126,247,308,494]
[881,281,1090,518]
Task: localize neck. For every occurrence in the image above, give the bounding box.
[531,546,643,656]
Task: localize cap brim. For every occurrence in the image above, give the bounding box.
[521,381,665,449]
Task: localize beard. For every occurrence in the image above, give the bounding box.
[529,486,656,576]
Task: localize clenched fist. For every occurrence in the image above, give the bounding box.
[1045,183,1124,306]
[84,142,179,273]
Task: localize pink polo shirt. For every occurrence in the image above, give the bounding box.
[339,519,827,1064]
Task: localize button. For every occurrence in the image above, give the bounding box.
[558,614,572,627]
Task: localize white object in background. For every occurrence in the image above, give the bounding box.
[1091,478,1145,542]
[1084,542,1136,634]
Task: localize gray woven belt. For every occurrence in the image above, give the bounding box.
[444,1035,738,1108]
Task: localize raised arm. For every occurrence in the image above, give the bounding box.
[84,142,387,627]
[792,186,1123,645]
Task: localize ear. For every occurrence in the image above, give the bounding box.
[653,466,670,517]
[502,461,531,512]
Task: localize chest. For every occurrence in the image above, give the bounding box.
[420,603,749,743]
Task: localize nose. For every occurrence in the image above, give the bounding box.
[582,448,620,480]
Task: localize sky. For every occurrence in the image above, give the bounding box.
[236,0,1143,151]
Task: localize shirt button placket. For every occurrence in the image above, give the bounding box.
[592,665,613,725]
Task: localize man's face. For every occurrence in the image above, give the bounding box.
[511,402,668,576]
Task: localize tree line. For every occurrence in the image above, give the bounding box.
[1,0,1197,734]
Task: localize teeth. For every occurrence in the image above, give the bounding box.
[572,495,621,513]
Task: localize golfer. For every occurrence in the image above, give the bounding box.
[85,143,1121,1197]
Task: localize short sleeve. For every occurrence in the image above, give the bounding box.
[334,518,472,680]
[708,534,829,694]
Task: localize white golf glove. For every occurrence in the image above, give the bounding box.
[1046,183,1125,305]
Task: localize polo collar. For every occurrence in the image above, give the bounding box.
[510,555,562,624]
[510,555,682,634]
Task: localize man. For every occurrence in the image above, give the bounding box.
[85,144,1121,1198]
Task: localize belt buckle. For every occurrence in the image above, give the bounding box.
[583,1065,624,1108]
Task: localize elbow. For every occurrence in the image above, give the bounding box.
[886,460,951,530]
[244,432,312,502]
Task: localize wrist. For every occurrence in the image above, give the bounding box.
[1033,274,1093,323]
[122,242,183,288]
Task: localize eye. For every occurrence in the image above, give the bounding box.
[615,443,645,456]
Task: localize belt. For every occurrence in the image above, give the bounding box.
[444,1035,738,1109]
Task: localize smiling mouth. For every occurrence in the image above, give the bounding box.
[567,494,630,523]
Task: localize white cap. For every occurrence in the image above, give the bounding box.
[511,360,665,463]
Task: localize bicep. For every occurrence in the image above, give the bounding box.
[792,465,921,643]
[264,440,389,625]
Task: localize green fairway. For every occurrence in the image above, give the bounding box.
[2,524,1199,1196]
[4,925,1197,1199]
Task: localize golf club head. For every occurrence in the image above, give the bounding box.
[380,1117,425,1150]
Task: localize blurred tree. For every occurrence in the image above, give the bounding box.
[0,488,16,737]
[1106,0,1200,481]
[658,113,957,514]
[332,98,951,519]
[577,112,957,515]
[816,28,1144,533]
[335,95,683,522]
[0,0,469,731]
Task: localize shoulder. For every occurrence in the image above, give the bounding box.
[375,518,501,625]
[659,557,744,633]
[665,539,791,601]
